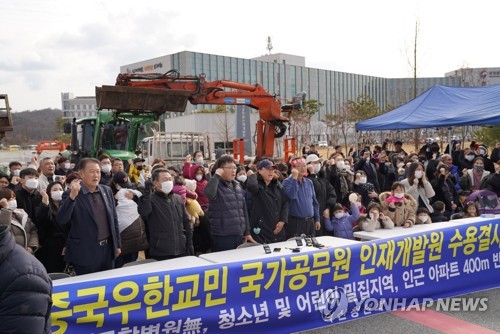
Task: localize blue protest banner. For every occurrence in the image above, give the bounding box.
[52,219,500,333]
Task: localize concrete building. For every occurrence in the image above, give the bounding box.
[61,93,96,119]
[445,67,500,87]
[120,51,466,154]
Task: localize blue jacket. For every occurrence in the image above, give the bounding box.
[57,184,121,267]
[0,225,52,334]
[282,176,320,222]
[325,204,360,239]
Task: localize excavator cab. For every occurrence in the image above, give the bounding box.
[0,95,14,140]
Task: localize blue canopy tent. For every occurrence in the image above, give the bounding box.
[356,84,500,131]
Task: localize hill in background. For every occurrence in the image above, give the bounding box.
[3,109,63,145]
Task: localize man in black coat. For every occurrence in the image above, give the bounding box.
[246,159,288,244]
[139,168,193,260]
[0,224,52,334]
[305,154,337,236]
[57,158,122,275]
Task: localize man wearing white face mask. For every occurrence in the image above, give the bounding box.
[55,156,72,176]
[7,161,23,190]
[99,156,114,185]
[306,154,337,236]
[14,168,43,226]
[139,168,193,260]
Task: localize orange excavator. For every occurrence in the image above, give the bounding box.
[95,69,305,158]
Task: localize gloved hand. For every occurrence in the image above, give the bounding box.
[144,179,154,192]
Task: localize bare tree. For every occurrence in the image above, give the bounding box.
[214,106,235,150]
[406,19,420,151]
[322,113,340,146]
[288,100,322,154]
[331,100,355,155]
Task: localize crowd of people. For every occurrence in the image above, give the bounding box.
[0,140,498,276]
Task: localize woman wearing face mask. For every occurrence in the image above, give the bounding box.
[431,163,462,217]
[459,157,490,192]
[400,162,435,213]
[380,182,417,228]
[459,148,476,171]
[353,171,379,208]
[188,164,211,254]
[0,188,39,254]
[326,155,353,205]
[182,151,206,179]
[33,181,69,272]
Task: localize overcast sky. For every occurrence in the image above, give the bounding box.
[1,0,499,111]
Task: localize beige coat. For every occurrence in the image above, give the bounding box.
[0,208,39,249]
[379,192,417,227]
[358,213,395,232]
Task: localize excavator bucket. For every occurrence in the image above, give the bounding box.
[96,86,191,115]
[0,95,14,140]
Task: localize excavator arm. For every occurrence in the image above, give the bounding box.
[96,70,304,157]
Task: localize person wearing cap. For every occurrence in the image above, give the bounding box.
[204,156,255,251]
[246,159,288,244]
[55,156,72,176]
[282,157,321,238]
[128,157,145,186]
[305,154,337,236]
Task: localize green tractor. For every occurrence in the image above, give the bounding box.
[64,85,191,164]
[65,110,155,163]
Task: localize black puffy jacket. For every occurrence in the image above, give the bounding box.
[0,224,52,334]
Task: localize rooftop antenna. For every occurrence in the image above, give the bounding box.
[266,36,273,54]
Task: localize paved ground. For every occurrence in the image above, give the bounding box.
[299,288,499,334]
